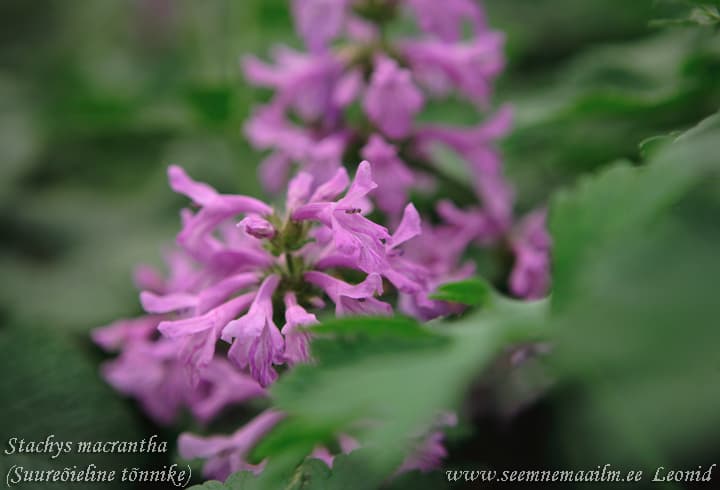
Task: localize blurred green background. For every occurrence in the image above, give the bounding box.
[1,1,719,488]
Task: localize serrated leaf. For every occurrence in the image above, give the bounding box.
[259,297,546,481]
[548,125,720,466]
[548,131,715,313]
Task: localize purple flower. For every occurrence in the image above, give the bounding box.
[302,134,347,185]
[240,215,276,240]
[94,249,268,425]
[92,316,159,352]
[414,105,512,158]
[243,48,343,122]
[141,272,259,315]
[382,205,435,296]
[245,106,312,159]
[158,293,256,380]
[509,210,551,299]
[281,292,318,366]
[363,56,424,139]
[96,0,527,471]
[404,0,486,42]
[101,339,187,425]
[291,0,349,52]
[168,166,273,269]
[402,33,505,103]
[293,161,391,273]
[305,271,392,316]
[222,275,285,387]
[395,215,477,319]
[188,359,266,423]
[179,410,285,481]
[258,152,293,194]
[311,434,360,467]
[416,107,514,233]
[361,135,415,216]
[397,412,457,474]
[436,200,503,246]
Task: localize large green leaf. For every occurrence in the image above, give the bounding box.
[242,294,546,488]
[547,123,720,466]
[549,125,719,313]
[0,324,150,489]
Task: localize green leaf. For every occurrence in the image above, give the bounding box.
[430,278,494,307]
[257,297,546,482]
[0,324,148,489]
[548,124,720,466]
[548,139,713,313]
[310,315,441,340]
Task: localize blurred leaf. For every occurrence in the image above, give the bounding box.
[430,278,493,307]
[548,130,716,313]
[651,1,720,28]
[548,124,720,465]
[252,298,546,485]
[192,449,441,490]
[311,315,442,339]
[502,28,720,207]
[0,324,148,489]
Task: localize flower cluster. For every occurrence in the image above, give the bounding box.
[95,0,552,483]
[96,161,441,479]
[243,0,549,300]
